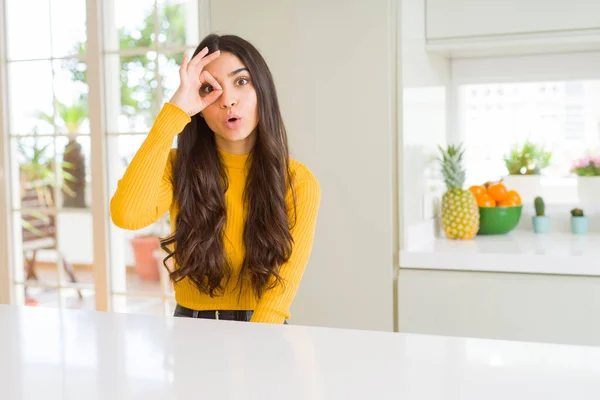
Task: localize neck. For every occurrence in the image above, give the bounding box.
[215,131,257,154]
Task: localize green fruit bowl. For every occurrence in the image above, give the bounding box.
[477,205,522,235]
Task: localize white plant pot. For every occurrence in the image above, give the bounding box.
[577,176,600,204]
[501,175,542,205]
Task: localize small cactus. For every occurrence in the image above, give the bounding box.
[571,208,584,217]
[534,196,545,216]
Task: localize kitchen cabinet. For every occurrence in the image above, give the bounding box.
[426,0,600,40]
[398,268,600,347]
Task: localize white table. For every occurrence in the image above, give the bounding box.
[1,305,600,399]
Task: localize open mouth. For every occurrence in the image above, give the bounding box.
[225,114,241,123]
[224,115,242,129]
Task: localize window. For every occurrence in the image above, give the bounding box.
[4,0,93,309]
[451,52,600,203]
[103,0,201,316]
[1,0,208,314]
[460,80,600,187]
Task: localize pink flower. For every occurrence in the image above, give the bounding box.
[581,156,591,167]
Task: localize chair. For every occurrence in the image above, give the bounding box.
[21,181,82,300]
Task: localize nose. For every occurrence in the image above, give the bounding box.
[219,87,237,109]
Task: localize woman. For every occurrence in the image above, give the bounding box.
[110,34,320,324]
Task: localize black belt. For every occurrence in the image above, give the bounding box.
[174,304,253,322]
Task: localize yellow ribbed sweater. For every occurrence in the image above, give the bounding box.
[110,103,320,324]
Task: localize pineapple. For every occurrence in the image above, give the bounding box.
[437,144,479,240]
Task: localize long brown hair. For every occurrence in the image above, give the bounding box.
[161,34,296,299]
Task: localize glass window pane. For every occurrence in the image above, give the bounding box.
[7,61,54,134]
[20,285,60,308]
[158,0,199,48]
[112,296,169,316]
[61,288,96,311]
[158,52,184,105]
[103,0,157,52]
[6,0,51,60]
[107,134,171,299]
[53,60,90,134]
[15,210,60,286]
[11,137,57,209]
[55,212,94,285]
[50,0,87,57]
[104,54,158,133]
[14,209,93,299]
[57,136,91,209]
[109,216,167,297]
[461,80,600,187]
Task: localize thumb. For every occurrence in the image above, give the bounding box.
[200,88,223,109]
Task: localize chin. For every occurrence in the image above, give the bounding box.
[217,128,256,143]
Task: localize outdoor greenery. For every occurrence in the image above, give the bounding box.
[63,2,186,126]
[24,2,187,210]
[504,140,552,175]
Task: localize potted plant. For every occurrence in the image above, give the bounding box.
[130,212,171,281]
[570,208,589,234]
[17,132,77,216]
[131,233,161,281]
[503,140,552,204]
[570,154,600,204]
[37,97,88,208]
[532,196,551,233]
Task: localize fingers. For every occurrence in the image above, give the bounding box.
[202,87,223,107]
[193,50,221,75]
[201,70,222,91]
[200,71,223,106]
[187,47,209,70]
[179,52,190,78]
[187,47,221,73]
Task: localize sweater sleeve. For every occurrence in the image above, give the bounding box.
[110,103,191,230]
[250,167,321,324]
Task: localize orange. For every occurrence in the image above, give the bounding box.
[504,190,521,205]
[497,198,518,207]
[486,182,508,202]
[469,185,486,197]
[476,193,496,207]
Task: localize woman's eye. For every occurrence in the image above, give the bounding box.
[237,77,249,85]
[200,85,214,94]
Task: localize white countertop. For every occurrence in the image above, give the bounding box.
[401,231,600,276]
[2,305,600,399]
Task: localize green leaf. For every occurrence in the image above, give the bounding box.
[503,140,552,175]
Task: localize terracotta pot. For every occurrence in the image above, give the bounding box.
[131,236,161,281]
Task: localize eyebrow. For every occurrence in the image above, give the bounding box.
[228,67,249,77]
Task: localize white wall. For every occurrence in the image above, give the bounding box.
[401,0,449,248]
[210,0,398,331]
